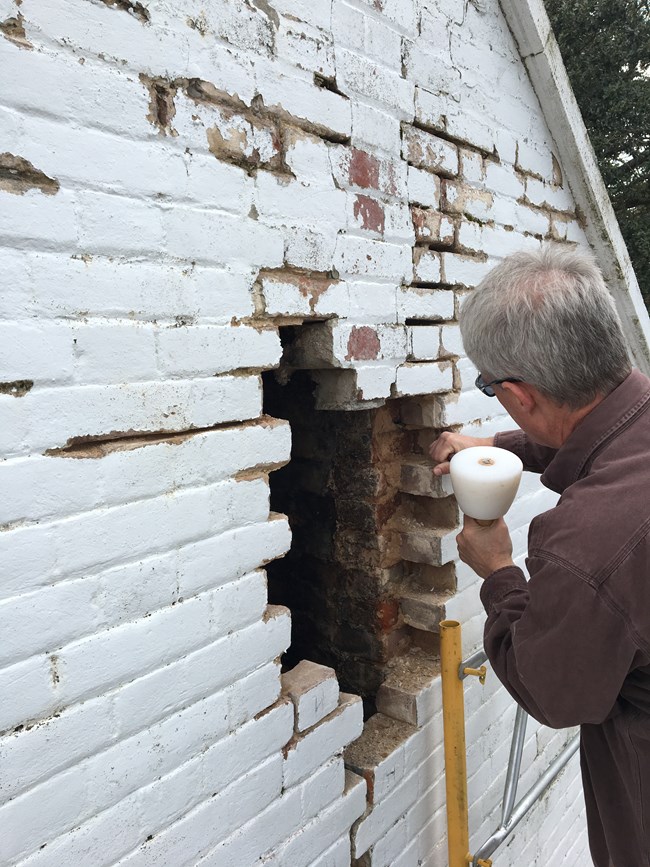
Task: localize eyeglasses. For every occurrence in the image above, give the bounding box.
[475,373,523,397]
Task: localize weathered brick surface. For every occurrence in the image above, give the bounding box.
[0,0,591,864]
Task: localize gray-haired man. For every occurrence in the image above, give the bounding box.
[430,247,650,867]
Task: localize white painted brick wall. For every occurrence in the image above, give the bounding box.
[0,0,593,864]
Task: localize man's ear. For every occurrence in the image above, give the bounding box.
[500,380,537,412]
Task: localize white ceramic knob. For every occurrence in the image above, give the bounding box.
[449,446,523,521]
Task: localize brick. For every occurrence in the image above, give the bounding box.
[267,773,366,867]
[442,179,494,219]
[397,286,455,322]
[411,207,455,245]
[336,46,415,115]
[407,324,440,360]
[0,375,262,459]
[0,188,77,250]
[399,460,448,498]
[254,56,352,139]
[352,102,402,155]
[281,660,340,732]
[23,253,257,323]
[413,248,442,283]
[484,160,526,199]
[0,476,270,603]
[155,324,281,377]
[393,361,453,397]
[407,165,441,208]
[0,322,74,385]
[375,655,442,728]
[276,17,335,78]
[354,364,397,402]
[201,758,347,865]
[399,526,457,567]
[331,145,406,198]
[0,39,152,137]
[401,126,459,176]
[260,271,347,318]
[333,235,412,282]
[283,693,363,787]
[441,251,494,287]
[163,208,284,267]
[255,171,347,228]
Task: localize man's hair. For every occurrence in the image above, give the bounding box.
[459,245,632,409]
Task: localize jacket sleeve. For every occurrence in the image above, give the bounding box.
[480,557,640,728]
[494,429,558,475]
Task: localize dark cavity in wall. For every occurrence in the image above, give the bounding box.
[264,325,457,716]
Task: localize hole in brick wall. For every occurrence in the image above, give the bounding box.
[263,325,458,718]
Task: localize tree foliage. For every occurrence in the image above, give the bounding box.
[544,0,650,305]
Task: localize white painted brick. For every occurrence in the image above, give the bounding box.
[72,321,161,385]
[525,176,575,213]
[254,57,352,139]
[352,101,402,155]
[402,126,459,176]
[407,325,440,360]
[336,47,415,116]
[283,693,363,786]
[0,188,78,250]
[0,655,56,734]
[155,324,281,376]
[255,171,347,227]
[484,160,526,199]
[272,0,333,29]
[394,361,454,397]
[333,235,412,282]
[407,165,441,208]
[0,323,74,385]
[118,754,284,867]
[0,375,262,458]
[112,615,288,739]
[441,252,495,287]
[201,758,346,866]
[440,323,464,356]
[22,252,257,323]
[281,660,340,732]
[397,287,455,322]
[0,39,152,137]
[0,476,269,603]
[460,148,485,184]
[276,16,335,77]
[0,421,290,527]
[354,364,396,401]
[163,207,284,267]
[269,774,366,867]
[284,225,340,272]
[413,249,442,283]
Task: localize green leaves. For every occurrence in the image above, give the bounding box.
[545,0,650,305]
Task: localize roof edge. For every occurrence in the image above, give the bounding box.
[499,0,650,373]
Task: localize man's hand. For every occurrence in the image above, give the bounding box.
[429,431,494,476]
[456,516,515,579]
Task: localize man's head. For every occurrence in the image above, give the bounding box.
[460,245,632,413]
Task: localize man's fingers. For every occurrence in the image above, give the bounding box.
[433,461,451,476]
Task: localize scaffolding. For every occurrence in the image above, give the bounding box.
[440,620,580,867]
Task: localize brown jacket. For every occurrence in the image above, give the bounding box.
[482,369,650,867]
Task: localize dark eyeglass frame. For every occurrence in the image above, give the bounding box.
[475,373,523,397]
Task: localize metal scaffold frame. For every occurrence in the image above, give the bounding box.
[440,620,580,867]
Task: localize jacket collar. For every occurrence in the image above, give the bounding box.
[541,369,650,494]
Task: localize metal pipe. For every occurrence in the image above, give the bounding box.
[440,620,471,867]
[501,705,527,826]
[472,734,580,865]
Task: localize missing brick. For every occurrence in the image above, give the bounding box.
[0,155,58,196]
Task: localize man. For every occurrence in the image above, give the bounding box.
[429,246,650,867]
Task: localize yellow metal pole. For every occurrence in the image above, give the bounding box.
[440,620,471,867]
